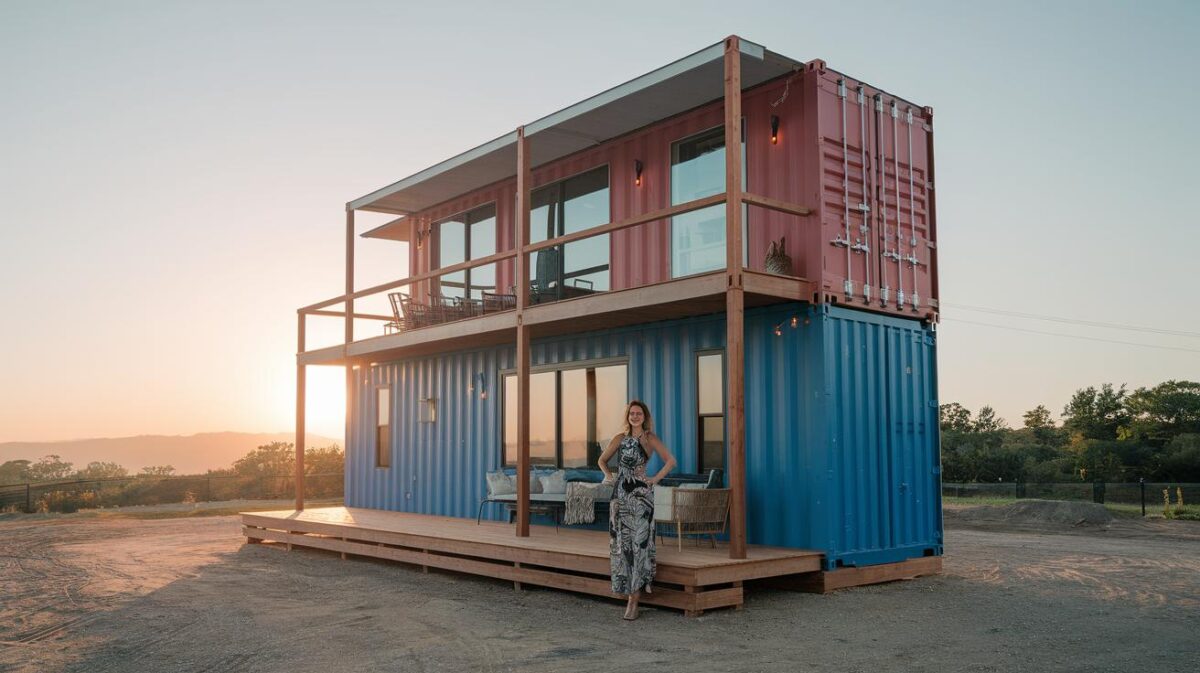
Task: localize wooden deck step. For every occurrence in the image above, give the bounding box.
[241,506,823,616]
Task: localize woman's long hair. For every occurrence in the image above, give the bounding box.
[622,400,654,437]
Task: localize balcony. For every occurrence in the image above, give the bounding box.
[298,190,814,366]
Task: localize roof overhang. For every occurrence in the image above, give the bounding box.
[355,37,803,235]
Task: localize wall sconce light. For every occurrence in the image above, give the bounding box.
[415,226,427,249]
[770,115,780,145]
[634,159,644,187]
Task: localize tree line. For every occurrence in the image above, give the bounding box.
[0,442,343,486]
[941,380,1200,483]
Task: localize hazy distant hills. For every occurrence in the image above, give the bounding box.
[0,432,341,475]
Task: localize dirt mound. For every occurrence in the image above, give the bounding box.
[953,499,1113,527]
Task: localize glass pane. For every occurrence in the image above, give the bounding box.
[672,206,727,277]
[562,168,608,234]
[563,238,608,292]
[700,416,725,473]
[670,126,748,278]
[560,369,588,468]
[440,271,466,300]
[504,375,515,465]
[697,353,723,415]
[376,426,390,468]
[470,262,496,299]
[594,364,627,466]
[469,205,496,258]
[438,218,465,267]
[530,372,556,465]
[503,372,557,466]
[530,186,557,244]
[377,388,390,427]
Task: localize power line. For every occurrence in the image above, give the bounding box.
[940,302,1200,339]
[941,318,1200,354]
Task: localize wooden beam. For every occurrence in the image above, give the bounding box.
[298,194,720,315]
[515,126,532,538]
[723,35,747,560]
[344,208,356,512]
[345,209,355,347]
[295,312,306,511]
[741,192,813,218]
[345,247,519,304]
[524,193,726,255]
[309,309,393,322]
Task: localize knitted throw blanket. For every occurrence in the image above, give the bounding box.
[564,481,612,525]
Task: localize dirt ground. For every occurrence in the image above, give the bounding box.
[1,504,1197,673]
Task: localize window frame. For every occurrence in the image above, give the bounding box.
[434,201,498,299]
[695,349,726,475]
[668,122,749,279]
[529,164,612,297]
[375,385,392,469]
[500,356,629,469]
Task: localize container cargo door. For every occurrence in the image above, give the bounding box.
[884,324,940,552]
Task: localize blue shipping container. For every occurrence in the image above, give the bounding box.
[347,303,942,569]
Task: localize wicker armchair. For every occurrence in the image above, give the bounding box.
[655,487,731,551]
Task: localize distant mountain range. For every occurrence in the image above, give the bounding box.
[0,432,341,475]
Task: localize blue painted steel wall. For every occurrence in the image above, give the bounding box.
[347,303,942,568]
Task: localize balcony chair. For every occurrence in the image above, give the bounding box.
[481,291,516,313]
[385,292,407,334]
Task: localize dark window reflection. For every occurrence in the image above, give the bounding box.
[530,167,609,303]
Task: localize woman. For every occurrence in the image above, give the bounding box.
[598,400,676,620]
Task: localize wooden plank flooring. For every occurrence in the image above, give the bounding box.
[242,506,823,616]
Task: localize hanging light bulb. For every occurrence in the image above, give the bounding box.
[790,315,798,328]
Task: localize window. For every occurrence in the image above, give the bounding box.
[375,387,391,468]
[697,352,725,474]
[436,203,497,300]
[670,126,747,278]
[503,362,627,468]
[529,166,610,301]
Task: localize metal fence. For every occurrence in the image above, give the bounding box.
[0,473,344,513]
[943,481,1199,514]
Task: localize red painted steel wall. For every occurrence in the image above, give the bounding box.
[405,62,938,317]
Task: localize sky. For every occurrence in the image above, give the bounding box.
[1,0,1197,442]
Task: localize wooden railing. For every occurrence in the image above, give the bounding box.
[294,191,812,355]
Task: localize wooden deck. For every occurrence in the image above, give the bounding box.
[242,506,823,616]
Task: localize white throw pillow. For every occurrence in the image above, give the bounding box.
[539,470,567,494]
[486,470,515,497]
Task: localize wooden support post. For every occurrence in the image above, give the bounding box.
[345,208,355,347]
[733,581,744,611]
[513,561,523,591]
[344,208,356,515]
[723,36,748,560]
[295,311,306,511]
[515,126,532,538]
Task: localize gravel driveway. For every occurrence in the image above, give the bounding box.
[1,506,1197,673]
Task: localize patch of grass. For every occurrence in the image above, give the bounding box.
[27,499,344,521]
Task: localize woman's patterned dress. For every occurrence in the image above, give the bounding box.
[609,434,656,595]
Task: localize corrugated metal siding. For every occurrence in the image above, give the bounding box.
[401,68,936,313]
[818,306,942,567]
[347,304,941,567]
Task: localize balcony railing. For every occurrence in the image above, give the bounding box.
[296,190,812,358]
